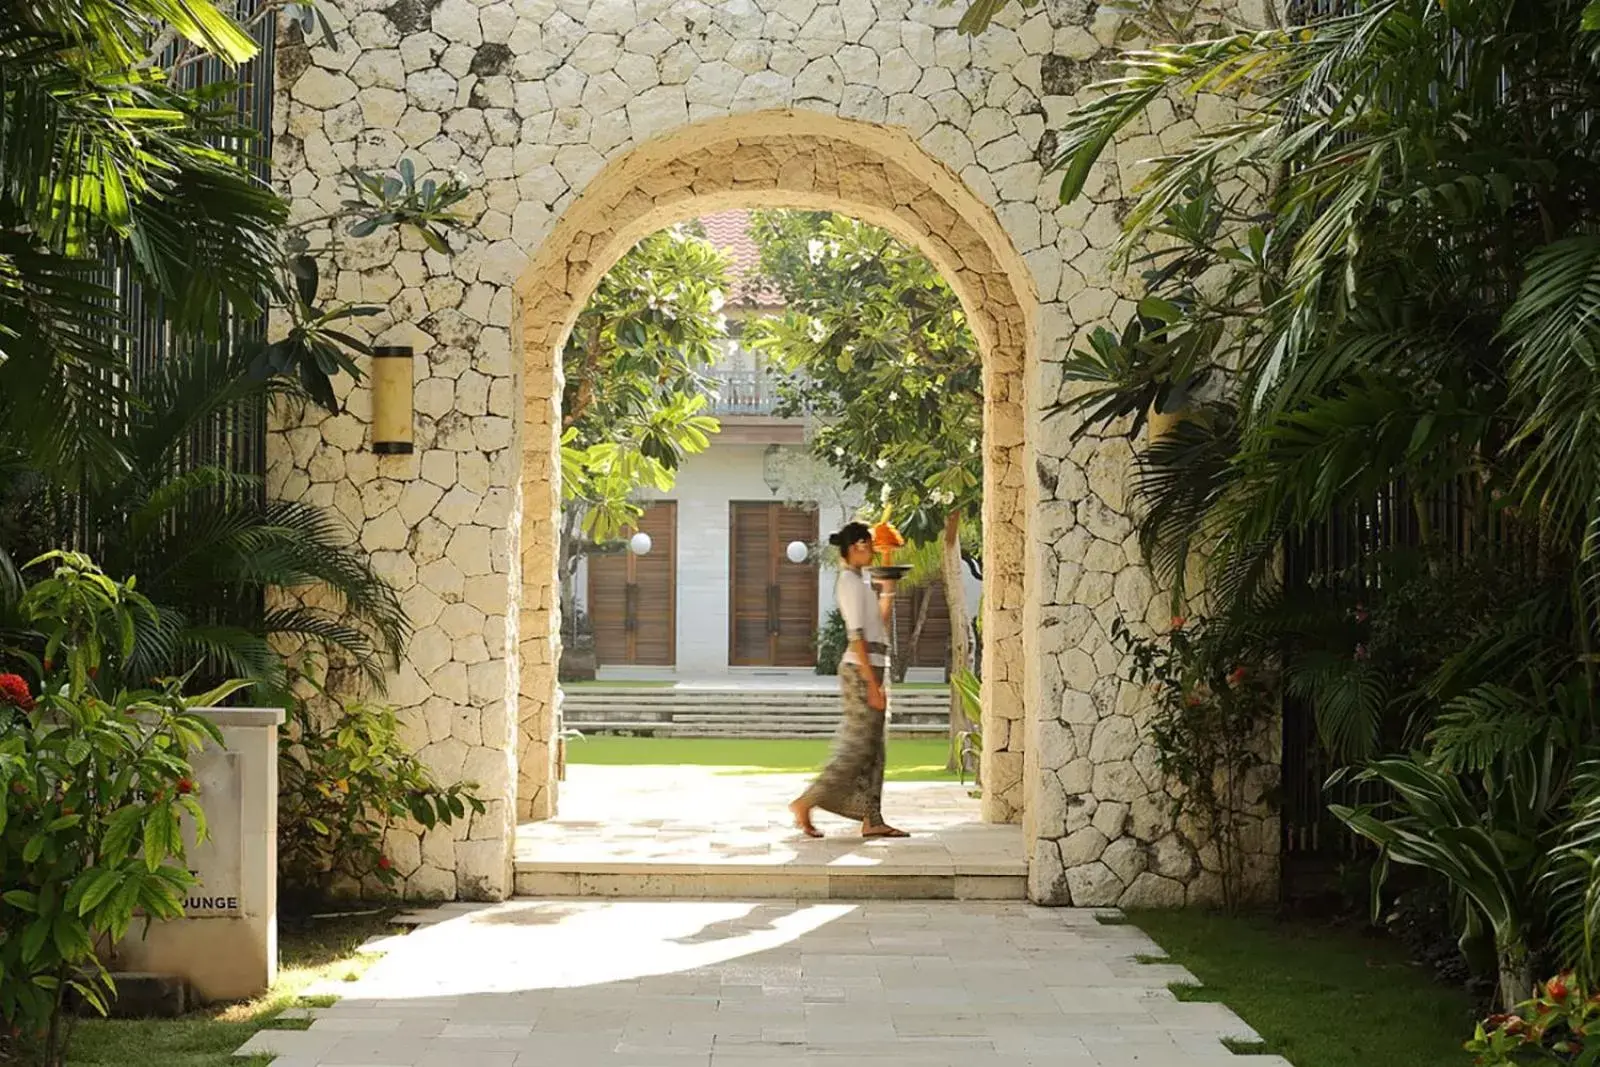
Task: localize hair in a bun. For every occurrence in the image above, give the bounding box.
[829,521,872,558]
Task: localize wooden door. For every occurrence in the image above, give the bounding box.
[729,502,819,666]
[894,579,954,670]
[587,502,676,666]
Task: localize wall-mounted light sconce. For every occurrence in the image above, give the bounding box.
[370,345,414,454]
[763,443,783,495]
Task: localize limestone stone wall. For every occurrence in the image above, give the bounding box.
[270,0,1278,907]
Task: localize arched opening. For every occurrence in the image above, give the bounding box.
[510,112,1039,846]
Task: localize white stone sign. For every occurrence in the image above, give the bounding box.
[182,750,243,917]
[109,708,283,1001]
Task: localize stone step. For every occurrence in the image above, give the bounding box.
[567,724,946,738]
[512,867,1025,901]
[563,708,949,723]
[563,710,947,726]
[562,694,951,709]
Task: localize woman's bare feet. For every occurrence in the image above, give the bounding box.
[790,799,823,838]
[861,822,910,838]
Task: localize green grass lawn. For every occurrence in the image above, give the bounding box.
[66,911,395,1067]
[562,679,949,690]
[565,735,962,781]
[1129,910,1477,1067]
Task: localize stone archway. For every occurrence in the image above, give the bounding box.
[512,111,1038,838]
[272,0,1280,908]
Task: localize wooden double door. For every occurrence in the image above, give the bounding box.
[729,501,818,667]
[588,502,676,666]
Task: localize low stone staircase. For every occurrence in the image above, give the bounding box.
[561,685,951,739]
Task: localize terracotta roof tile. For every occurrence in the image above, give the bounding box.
[697,210,784,309]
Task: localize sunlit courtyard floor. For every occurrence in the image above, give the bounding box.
[513,765,1026,899]
[235,900,1288,1066]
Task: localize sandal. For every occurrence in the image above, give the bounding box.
[862,825,910,839]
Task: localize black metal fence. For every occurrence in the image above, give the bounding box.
[131,3,274,440]
[1278,478,1523,858]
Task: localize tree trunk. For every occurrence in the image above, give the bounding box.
[942,510,974,772]
[1497,942,1532,1013]
[896,585,933,683]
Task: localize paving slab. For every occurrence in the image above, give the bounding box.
[515,766,1025,899]
[235,900,1274,1066]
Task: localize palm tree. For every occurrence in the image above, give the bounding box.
[0,0,286,494]
[0,343,407,694]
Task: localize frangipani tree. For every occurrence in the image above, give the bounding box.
[746,210,982,749]
[557,227,730,639]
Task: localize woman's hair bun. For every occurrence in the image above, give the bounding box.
[829,522,872,555]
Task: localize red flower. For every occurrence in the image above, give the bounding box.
[1184,693,1203,707]
[1170,616,1187,630]
[175,778,195,796]
[1227,666,1247,686]
[0,674,33,712]
[1549,974,1572,1000]
[377,856,393,871]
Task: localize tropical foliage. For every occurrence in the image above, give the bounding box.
[277,668,484,911]
[1115,615,1278,913]
[0,555,237,1067]
[746,211,982,545]
[561,227,729,540]
[0,0,285,493]
[557,227,729,637]
[747,211,983,743]
[0,345,408,695]
[960,0,1600,1009]
[0,0,445,696]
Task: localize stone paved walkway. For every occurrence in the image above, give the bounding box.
[514,766,1026,898]
[235,900,1288,1066]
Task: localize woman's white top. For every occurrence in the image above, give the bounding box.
[837,567,889,669]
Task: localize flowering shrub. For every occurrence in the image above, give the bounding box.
[1112,615,1278,912]
[278,670,484,910]
[0,553,238,1067]
[0,673,34,711]
[1467,973,1600,1064]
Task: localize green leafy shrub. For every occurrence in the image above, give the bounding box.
[1113,615,1279,913]
[277,673,485,911]
[815,609,846,675]
[1467,972,1598,1064]
[1330,672,1600,1011]
[0,553,235,1067]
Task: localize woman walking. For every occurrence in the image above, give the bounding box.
[789,521,909,839]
